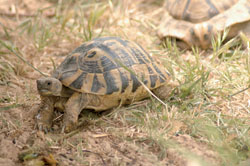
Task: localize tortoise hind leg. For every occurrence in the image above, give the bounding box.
[63,92,88,133]
[152,83,175,100]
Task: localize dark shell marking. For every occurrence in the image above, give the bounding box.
[158,0,250,49]
[53,37,169,95]
[166,0,238,23]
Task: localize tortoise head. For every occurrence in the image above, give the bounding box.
[37,77,62,96]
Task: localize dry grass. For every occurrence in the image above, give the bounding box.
[0,0,249,166]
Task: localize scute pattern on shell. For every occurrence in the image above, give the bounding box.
[52,37,169,95]
[166,0,238,23]
[158,0,250,49]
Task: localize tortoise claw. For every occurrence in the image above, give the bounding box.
[36,112,53,133]
[37,122,52,133]
[61,121,77,133]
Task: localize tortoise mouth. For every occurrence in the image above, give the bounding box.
[38,89,53,96]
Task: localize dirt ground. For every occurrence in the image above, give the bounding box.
[0,0,249,166]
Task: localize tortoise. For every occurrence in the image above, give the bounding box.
[36,36,172,133]
[157,0,250,49]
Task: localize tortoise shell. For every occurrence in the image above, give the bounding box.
[52,37,169,96]
[158,0,250,49]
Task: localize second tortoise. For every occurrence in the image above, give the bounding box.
[157,0,250,49]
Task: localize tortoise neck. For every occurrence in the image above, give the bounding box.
[60,86,75,97]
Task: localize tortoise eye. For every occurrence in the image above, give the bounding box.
[87,51,96,58]
[47,81,51,86]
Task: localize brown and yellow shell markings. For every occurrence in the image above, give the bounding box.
[157,0,250,49]
[36,36,172,132]
[53,36,169,95]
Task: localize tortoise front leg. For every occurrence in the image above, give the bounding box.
[63,92,88,133]
[36,96,55,133]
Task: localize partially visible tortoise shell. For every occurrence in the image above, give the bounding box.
[52,37,169,96]
[158,0,250,49]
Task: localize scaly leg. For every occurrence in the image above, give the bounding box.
[63,92,88,133]
[36,96,55,133]
[152,83,175,100]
